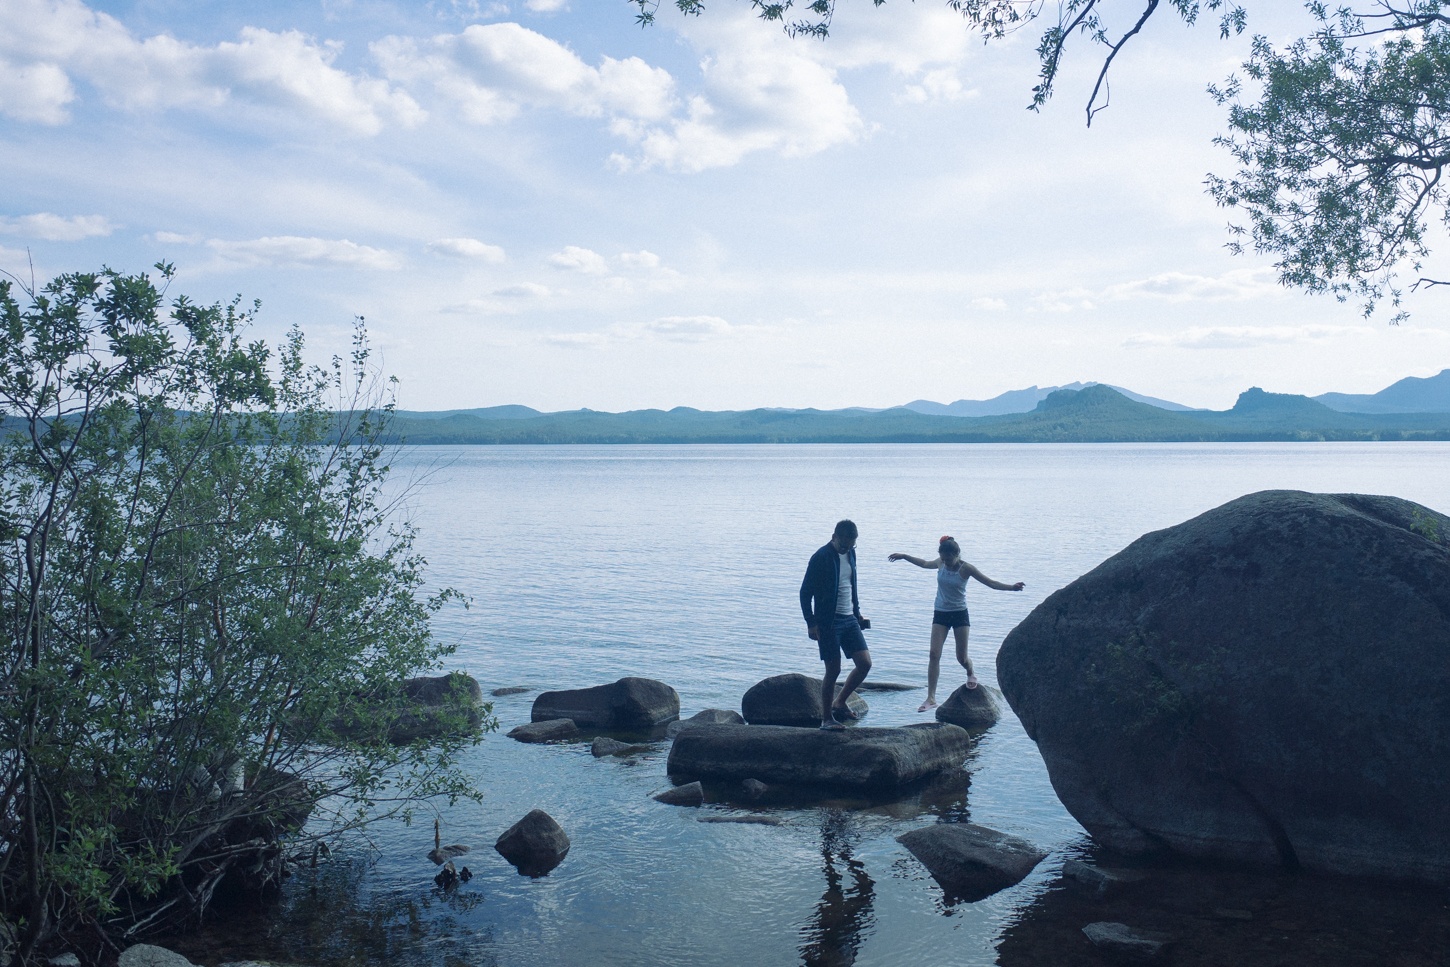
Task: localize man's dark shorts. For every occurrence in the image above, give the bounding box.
[819,614,868,662]
[933,608,970,629]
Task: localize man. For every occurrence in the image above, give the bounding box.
[799,519,872,730]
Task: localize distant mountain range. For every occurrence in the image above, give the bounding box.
[384,377,1450,445]
[900,369,1450,417]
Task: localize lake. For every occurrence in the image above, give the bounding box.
[173,443,1450,967]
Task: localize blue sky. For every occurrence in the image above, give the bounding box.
[1,0,1446,411]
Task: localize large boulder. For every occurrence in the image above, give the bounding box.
[667,722,970,789]
[934,684,1002,731]
[532,677,679,730]
[390,673,487,743]
[741,673,868,727]
[896,823,1046,902]
[998,490,1450,884]
[495,809,570,876]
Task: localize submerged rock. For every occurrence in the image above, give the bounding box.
[1081,922,1171,962]
[934,684,1002,731]
[741,673,868,727]
[508,719,578,743]
[532,677,680,730]
[667,722,970,789]
[591,736,650,757]
[495,809,570,876]
[998,490,1450,885]
[896,823,1046,902]
[855,681,918,692]
[491,686,531,697]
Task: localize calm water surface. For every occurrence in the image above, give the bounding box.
[183,444,1450,967]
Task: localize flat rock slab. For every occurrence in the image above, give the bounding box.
[508,718,578,743]
[741,673,868,727]
[495,809,569,876]
[1082,922,1172,962]
[667,722,971,789]
[698,814,784,825]
[591,736,651,757]
[491,686,531,696]
[935,684,1002,731]
[856,681,919,692]
[533,677,679,730]
[897,823,1046,902]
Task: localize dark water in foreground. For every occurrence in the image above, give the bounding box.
[164,444,1450,967]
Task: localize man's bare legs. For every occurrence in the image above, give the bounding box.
[822,651,872,726]
[955,625,977,688]
[919,624,949,712]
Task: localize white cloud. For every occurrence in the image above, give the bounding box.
[548,245,608,274]
[0,55,74,123]
[428,237,506,261]
[0,212,113,241]
[901,68,971,104]
[621,16,862,172]
[1124,325,1363,350]
[1101,269,1279,303]
[153,230,201,244]
[618,249,661,270]
[206,235,401,269]
[0,0,421,133]
[493,282,549,297]
[970,296,1007,311]
[641,315,731,341]
[372,23,675,126]
[547,313,735,347]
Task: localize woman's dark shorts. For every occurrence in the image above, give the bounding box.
[818,614,869,661]
[933,609,970,629]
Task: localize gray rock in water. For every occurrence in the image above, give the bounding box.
[1081,922,1171,961]
[427,844,470,865]
[1060,859,1145,898]
[668,723,970,789]
[934,683,1002,731]
[896,823,1046,902]
[49,956,80,967]
[495,809,570,876]
[508,718,578,743]
[655,780,705,806]
[118,947,197,967]
[532,677,679,730]
[741,777,769,800]
[698,814,783,825]
[999,490,1450,885]
[667,708,745,737]
[492,686,531,696]
[856,681,919,692]
[591,736,650,757]
[741,673,868,727]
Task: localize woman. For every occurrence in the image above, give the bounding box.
[888,536,1025,713]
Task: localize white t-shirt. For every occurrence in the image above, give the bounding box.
[836,552,853,615]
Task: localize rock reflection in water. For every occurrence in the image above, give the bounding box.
[995,846,1450,967]
[798,812,876,967]
[159,854,497,967]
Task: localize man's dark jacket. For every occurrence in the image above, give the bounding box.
[800,541,860,642]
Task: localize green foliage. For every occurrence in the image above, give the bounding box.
[1209,3,1450,318]
[0,266,491,956]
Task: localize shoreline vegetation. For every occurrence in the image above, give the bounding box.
[382,385,1450,445]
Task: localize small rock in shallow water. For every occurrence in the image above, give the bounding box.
[1061,858,1145,897]
[741,778,769,800]
[897,823,1045,903]
[492,686,531,696]
[495,809,570,876]
[698,815,783,825]
[654,781,705,807]
[1081,922,1171,961]
[591,736,650,757]
[118,946,197,967]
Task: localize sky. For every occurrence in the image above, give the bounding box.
[1,0,1447,412]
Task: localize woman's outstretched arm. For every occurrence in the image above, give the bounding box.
[888,553,941,569]
[961,561,1025,591]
